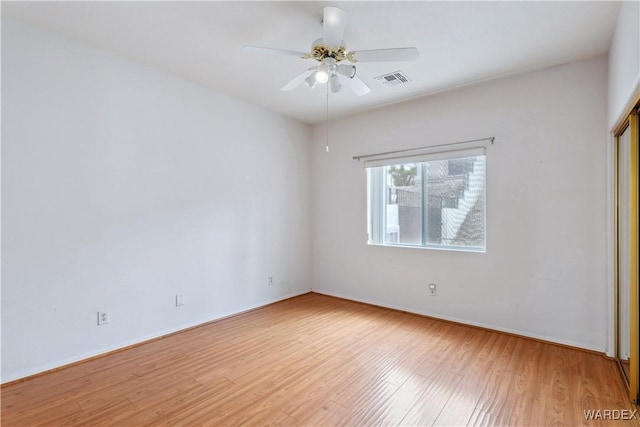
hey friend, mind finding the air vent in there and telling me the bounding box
[374,71,411,87]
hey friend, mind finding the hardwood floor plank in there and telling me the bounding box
[398,369,464,426]
[297,399,350,427]
[1,293,635,427]
[351,373,437,426]
[432,359,496,426]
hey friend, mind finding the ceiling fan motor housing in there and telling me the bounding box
[308,38,348,62]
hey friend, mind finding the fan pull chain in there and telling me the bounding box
[325,83,330,153]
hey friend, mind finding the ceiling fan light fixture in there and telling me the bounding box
[304,74,318,89]
[338,64,356,78]
[315,69,329,83]
[329,74,342,93]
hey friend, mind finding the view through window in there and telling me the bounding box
[367,153,486,251]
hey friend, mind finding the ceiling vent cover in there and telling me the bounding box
[374,71,411,87]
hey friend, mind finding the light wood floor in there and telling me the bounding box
[1,292,637,426]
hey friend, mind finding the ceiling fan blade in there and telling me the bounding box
[342,74,370,96]
[281,69,314,91]
[348,47,419,63]
[322,6,348,47]
[242,45,307,58]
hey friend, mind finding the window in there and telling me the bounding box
[367,148,486,251]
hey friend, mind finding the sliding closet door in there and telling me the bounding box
[616,110,639,403]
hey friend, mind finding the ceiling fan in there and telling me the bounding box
[243,6,419,96]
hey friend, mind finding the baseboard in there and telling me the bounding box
[3,288,606,385]
[311,290,606,356]
[1,290,311,386]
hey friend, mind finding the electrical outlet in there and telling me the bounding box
[428,283,437,296]
[176,294,184,307]
[268,276,274,286]
[97,311,109,325]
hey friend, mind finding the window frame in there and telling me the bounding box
[366,149,487,253]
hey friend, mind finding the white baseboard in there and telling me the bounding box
[2,290,311,384]
[312,289,604,354]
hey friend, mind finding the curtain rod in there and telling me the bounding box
[352,136,495,161]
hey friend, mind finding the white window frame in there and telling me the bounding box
[366,146,487,252]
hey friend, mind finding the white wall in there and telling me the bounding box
[311,56,609,352]
[1,19,311,383]
[608,0,640,129]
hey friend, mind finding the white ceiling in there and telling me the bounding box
[3,1,620,125]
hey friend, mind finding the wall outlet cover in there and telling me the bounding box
[97,311,109,325]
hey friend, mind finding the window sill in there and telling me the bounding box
[367,242,486,253]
